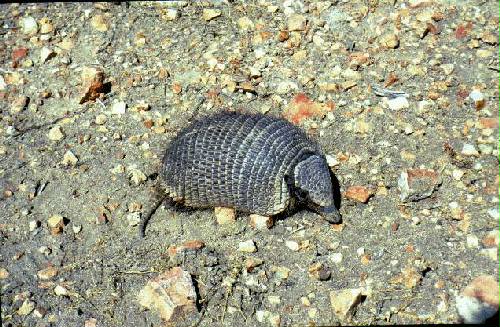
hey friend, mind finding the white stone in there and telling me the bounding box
[331,252,343,264]
[127,212,141,226]
[276,81,298,94]
[326,154,339,168]
[54,285,69,296]
[387,96,409,110]
[469,89,484,102]
[238,240,257,253]
[40,47,54,63]
[164,8,179,21]
[29,220,38,231]
[452,169,464,180]
[0,75,6,90]
[487,208,499,220]
[20,16,38,35]
[111,101,127,115]
[461,143,479,156]
[466,234,479,248]
[285,240,299,251]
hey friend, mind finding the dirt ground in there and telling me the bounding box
[1,1,499,326]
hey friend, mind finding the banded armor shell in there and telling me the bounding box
[161,112,338,219]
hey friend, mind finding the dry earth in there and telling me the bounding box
[0,1,499,326]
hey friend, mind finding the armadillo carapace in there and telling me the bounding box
[161,112,341,223]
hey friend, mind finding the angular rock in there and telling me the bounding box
[17,299,35,316]
[239,240,257,253]
[62,150,79,166]
[387,96,409,110]
[79,67,108,104]
[47,214,64,235]
[330,288,363,319]
[249,214,273,229]
[456,275,499,323]
[10,96,29,114]
[461,143,479,156]
[91,14,108,32]
[283,93,331,124]
[345,186,373,203]
[111,100,126,115]
[398,169,441,202]
[48,126,65,141]
[287,14,306,31]
[237,16,254,30]
[37,266,58,280]
[214,207,236,224]
[20,16,38,35]
[40,47,55,63]
[138,267,198,324]
[202,9,221,21]
[54,284,70,296]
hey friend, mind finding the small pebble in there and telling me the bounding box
[128,166,147,185]
[237,16,254,30]
[330,288,363,320]
[127,212,141,226]
[95,114,107,125]
[37,266,58,280]
[287,13,306,31]
[47,214,64,234]
[17,299,35,316]
[72,225,82,234]
[466,234,479,248]
[0,268,9,279]
[111,100,126,115]
[487,208,499,220]
[215,207,236,224]
[20,16,38,35]
[54,285,70,296]
[387,96,409,110]
[238,240,257,253]
[48,126,65,141]
[91,14,108,32]
[249,214,273,229]
[461,143,479,156]
[62,150,79,166]
[202,9,221,21]
[331,252,343,264]
[40,47,55,63]
[285,240,299,251]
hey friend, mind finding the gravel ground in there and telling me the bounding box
[1,1,499,326]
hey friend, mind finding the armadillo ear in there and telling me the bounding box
[293,155,333,207]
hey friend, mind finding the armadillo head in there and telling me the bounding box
[293,155,341,223]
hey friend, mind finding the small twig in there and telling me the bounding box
[372,84,409,99]
[115,269,155,275]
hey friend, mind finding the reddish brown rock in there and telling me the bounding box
[283,93,332,124]
[345,186,373,203]
[79,67,108,104]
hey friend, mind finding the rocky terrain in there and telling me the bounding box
[0,1,498,326]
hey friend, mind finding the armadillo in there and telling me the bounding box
[158,111,341,222]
